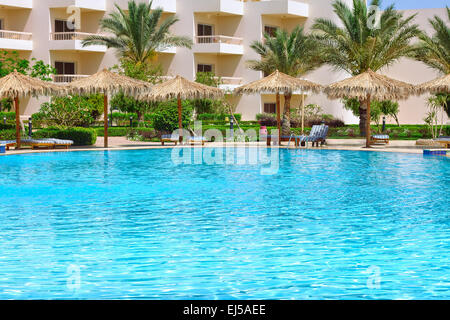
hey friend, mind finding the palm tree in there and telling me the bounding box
[413,7,450,75]
[313,0,420,136]
[82,0,192,66]
[248,26,322,135]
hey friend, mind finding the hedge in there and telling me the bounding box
[34,127,97,146]
[0,123,16,130]
[95,127,156,138]
[0,112,15,120]
[0,129,17,140]
[197,113,242,122]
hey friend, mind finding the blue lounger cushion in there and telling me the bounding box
[161,134,179,140]
[297,125,329,142]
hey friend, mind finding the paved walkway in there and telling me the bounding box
[1,136,443,157]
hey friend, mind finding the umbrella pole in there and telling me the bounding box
[276,92,281,145]
[15,96,21,150]
[104,94,108,148]
[301,94,305,135]
[365,94,371,148]
[178,95,183,143]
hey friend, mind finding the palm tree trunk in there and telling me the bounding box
[365,95,371,148]
[359,101,367,137]
[282,92,292,136]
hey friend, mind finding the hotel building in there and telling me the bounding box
[0,0,448,124]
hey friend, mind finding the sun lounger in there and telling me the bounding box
[435,136,450,148]
[188,136,207,146]
[262,135,300,147]
[161,134,179,145]
[297,125,329,147]
[0,138,73,150]
[46,139,74,149]
[0,140,17,150]
[371,134,390,144]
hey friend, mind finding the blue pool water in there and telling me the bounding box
[0,148,449,299]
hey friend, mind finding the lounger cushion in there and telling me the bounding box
[0,140,16,145]
[372,135,389,140]
[161,134,179,140]
[47,138,74,145]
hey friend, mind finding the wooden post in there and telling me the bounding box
[14,96,21,150]
[104,94,108,148]
[276,92,281,145]
[301,94,305,135]
[365,94,371,148]
[178,94,183,143]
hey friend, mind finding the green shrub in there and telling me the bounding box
[34,95,103,127]
[0,123,16,130]
[0,112,15,120]
[0,129,16,140]
[95,127,129,137]
[256,113,277,126]
[151,101,193,134]
[34,127,97,146]
[197,113,242,122]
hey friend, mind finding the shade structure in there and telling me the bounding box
[66,69,153,148]
[417,73,450,94]
[234,70,322,144]
[324,69,416,147]
[0,70,63,149]
[140,75,224,142]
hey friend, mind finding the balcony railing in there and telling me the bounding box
[0,30,32,41]
[52,74,89,83]
[49,32,99,41]
[195,35,243,45]
[217,77,242,85]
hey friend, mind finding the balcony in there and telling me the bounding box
[115,0,176,13]
[194,36,244,55]
[0,0,32,8]
[52,74,89,83]
[193,0,244,16]
[0,30,32,51]
[49,32,107,53]
[218,77,243,92]
[47,0,106,11]
[254,0,309,18]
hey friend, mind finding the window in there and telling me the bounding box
[197,64,213,73]
[55,62,75,75]
[264,103,276,114]
[197,24,213,43]
[0,19,3,30]
[55,20,75,33]
[264,26,278,37]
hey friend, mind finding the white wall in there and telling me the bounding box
[1,1,447,125]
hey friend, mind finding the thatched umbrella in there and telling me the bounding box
[0,70,63,149]
[66,68,153,148]
[141,75,223,142]
[417,73,450,94]
[324,69,415,147]
[234,70,322,144]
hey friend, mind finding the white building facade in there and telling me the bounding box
[0,0,447,124]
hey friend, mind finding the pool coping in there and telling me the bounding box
[0,140,441,157]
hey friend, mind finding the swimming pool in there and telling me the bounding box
[0,148,449,299]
